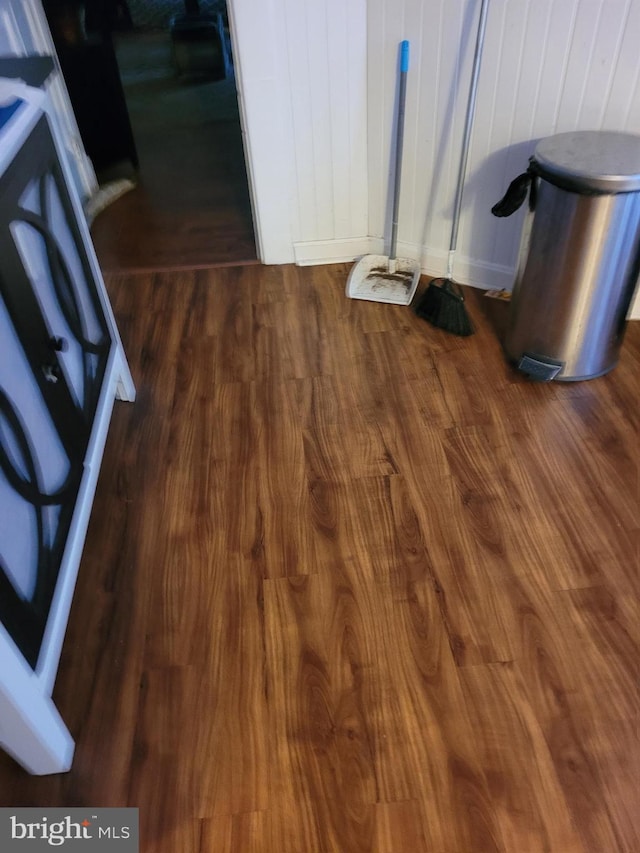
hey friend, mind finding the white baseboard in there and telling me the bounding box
[293,237,512,289]
[293,236,640,319]
[293,236,511,285]
[293,236,447,273]
[293,237,376,265]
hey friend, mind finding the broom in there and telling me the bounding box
[415,0,490,336]
[415,276,473,336]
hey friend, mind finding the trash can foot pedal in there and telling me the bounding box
[518,353,564,381]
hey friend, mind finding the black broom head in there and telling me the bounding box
[414,278,474,337]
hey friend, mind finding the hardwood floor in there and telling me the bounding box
[0,265,637,852]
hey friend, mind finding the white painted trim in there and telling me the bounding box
[226,0,297,264]
[225,0,261,262]
[43,91,136,399]
[445,255,517,292]
[292,233,640,319]
[36,358,120,694]
[33,88,136,692]
[0,627,74,775]
[291,236,510,288]
[293,237,376,266]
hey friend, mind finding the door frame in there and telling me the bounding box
[4,0,294,265]
[226,0,296,264]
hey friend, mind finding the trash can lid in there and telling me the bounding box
[533,131,640,193]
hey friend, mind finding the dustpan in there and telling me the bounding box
[346,254,420,304]
[347,40,420,305]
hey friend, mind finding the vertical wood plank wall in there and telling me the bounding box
[374,0,640,290]
[229,0,369,266]
[230,0,640,311]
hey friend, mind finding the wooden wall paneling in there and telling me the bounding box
[603,0,640,129]
[227,0,640,312]
[344,0,370,241]
[324,0,369,240]
[399,0,425,243]
[587,0,636,129]
[455,0,503,242]
[532,0,579,129]
[365,0,391,248]
[482,1,550,268]
[466,0,529,273]
[306,0,334,241]
[227,0,297,263]
[326,0,352,239]
[226,0,640,310]
[282,0,315,243]
[460,0,640,302]
[362,0,640,312]
[271,0,369,252]
[410,0,449,260]
[556,0,624,132]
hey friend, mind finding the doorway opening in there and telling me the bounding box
[47,0,258,273]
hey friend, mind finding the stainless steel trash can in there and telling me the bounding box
[495,131,640,381]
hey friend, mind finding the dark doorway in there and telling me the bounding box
[46,0,257,272]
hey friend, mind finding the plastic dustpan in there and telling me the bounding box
[347,41,420,306]
[346,254,421,304]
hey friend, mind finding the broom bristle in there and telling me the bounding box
[414,278,473,336]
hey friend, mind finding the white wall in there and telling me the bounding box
[229,0,369,266]
[231,0,640,311]
[379,0,640,286]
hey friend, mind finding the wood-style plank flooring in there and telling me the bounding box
[0,265,637,852]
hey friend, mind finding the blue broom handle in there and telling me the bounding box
[390,40,410,261]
